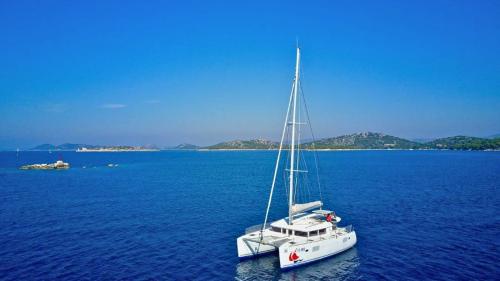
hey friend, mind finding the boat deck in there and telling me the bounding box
[244,235,292,247]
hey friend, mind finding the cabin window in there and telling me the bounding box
[272,227,282,233]
[288,229,293,235]
[309,230,318,237]
[295,231,307,237]
[319,228,326,235]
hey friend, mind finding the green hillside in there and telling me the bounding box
[304,132,422,149]
[426,136,500,150]
[173,143,199,150]
[205,139,278,149]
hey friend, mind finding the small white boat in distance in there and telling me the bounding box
[237,47,357,269]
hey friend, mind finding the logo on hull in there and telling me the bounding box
[288,250,300,263]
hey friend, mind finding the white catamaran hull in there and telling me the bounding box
[279,231,357,269]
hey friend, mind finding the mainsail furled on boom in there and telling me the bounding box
[291,201,323,216]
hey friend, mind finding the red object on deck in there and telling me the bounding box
[326,213,332,222]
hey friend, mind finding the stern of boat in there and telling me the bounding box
[237,232,277,259]
[278,227,357,269]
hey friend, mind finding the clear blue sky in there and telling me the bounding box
[1,0,499,148]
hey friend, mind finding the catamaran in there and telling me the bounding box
[237,47,357,269]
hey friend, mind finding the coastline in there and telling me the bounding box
[76,149,160,152]
[4,148,499,152]
[195,148,500,152]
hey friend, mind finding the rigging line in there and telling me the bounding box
[295,174,304,204]
[294,87,301,205]
[298,86,313,203]
[302,169,309,203]
[303,173,310,203]
[301,153,310,202]
[301,150,312,202]
[293,164,299,204]
[283,123,291,204]
[298,156,309,203]
[261,81,294,234]
[296,114,308,203]
[283,159,289,203]
[299,79,324,205]
[283,173,289,205]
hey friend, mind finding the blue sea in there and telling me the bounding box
[0,151,499,280]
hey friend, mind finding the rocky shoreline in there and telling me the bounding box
[20,160,70,170]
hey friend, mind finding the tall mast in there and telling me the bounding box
[289,47,300,225]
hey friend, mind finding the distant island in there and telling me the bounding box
[425,136,500,150]
[77,146,159,152]
[29,132,500,152]
[30,143,159,152]
[195,132,500,151]
[204,139,277,150]
[303,132,419,150]
[169,143,200,150]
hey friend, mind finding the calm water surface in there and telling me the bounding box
[0,151,499,280]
